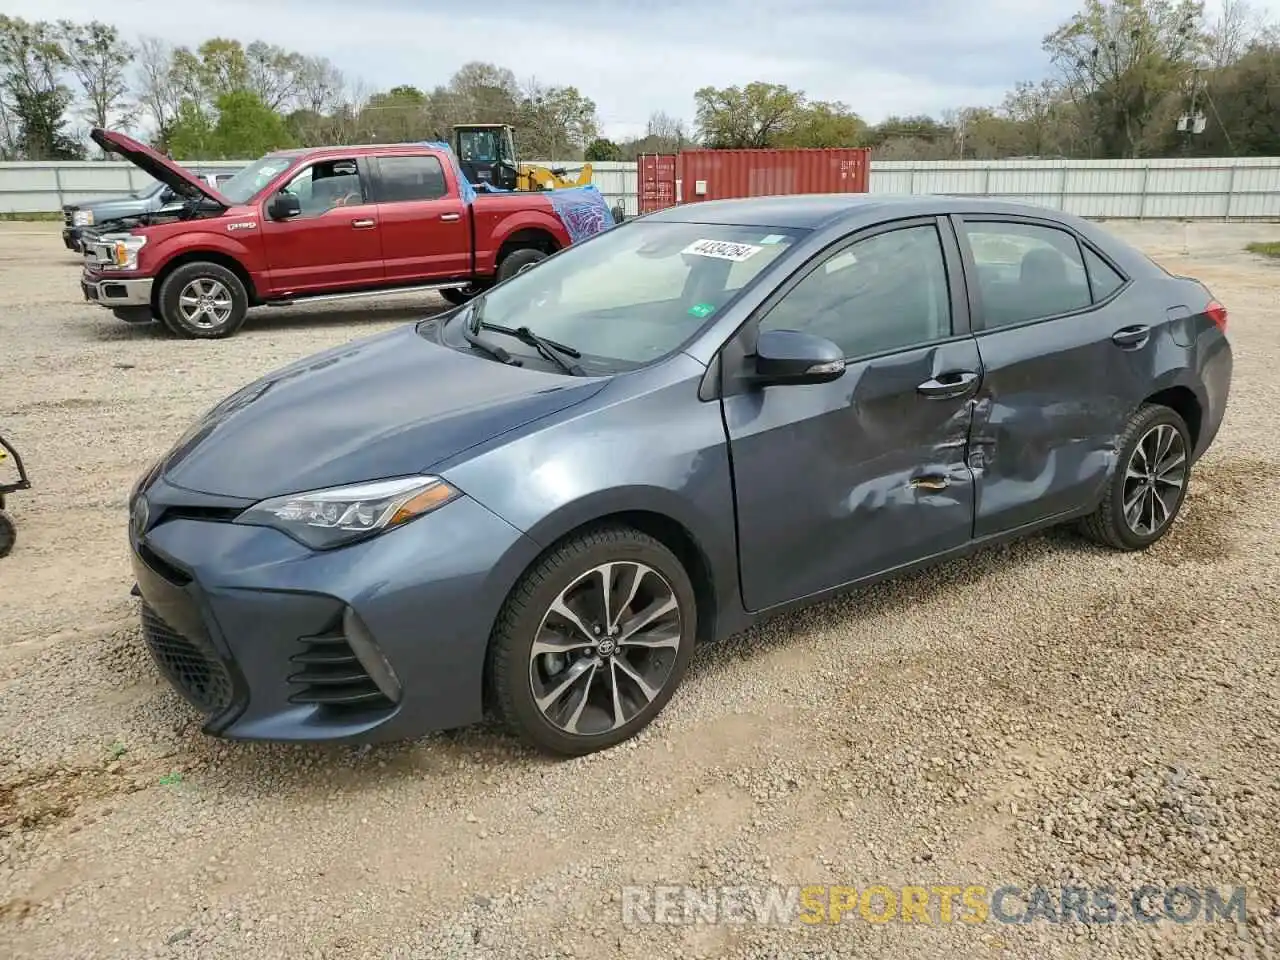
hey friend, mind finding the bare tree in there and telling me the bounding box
[134,36,183,139]
[296,55,345,114]
[246,40,304,111]
[1205,0,1266,67]
[57,20,133,134]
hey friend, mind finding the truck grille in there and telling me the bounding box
[140,603,234,715]
[62,206,75,227]
[287,629,393,711]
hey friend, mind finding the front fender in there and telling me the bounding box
[139,230,257,277]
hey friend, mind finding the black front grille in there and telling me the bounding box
[141,603,233,715]
[287,629,393,712]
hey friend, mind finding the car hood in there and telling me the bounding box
[91,128,230,207]
[159,323,607,500]
[79,195,161,217]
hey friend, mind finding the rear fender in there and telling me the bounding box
[477,207,569,274]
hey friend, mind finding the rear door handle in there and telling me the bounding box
[440,213,461,222]
[1112,325,1150,348]
[351,218,375,228]
[917,370,979,400]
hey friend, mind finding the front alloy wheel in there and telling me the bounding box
[529,561,682,736]
[489,526,696,755]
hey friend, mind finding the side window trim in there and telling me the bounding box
[950,214,1129,333]
[370,153,448,204]
[743,216,966,362]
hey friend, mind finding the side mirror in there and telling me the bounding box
[753,329,846,386]
[268,192,301,220]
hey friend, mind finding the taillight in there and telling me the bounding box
[1205,300,1227,332]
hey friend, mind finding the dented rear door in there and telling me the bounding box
[953,214,1141,538]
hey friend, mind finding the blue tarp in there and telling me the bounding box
[422,141,614,243]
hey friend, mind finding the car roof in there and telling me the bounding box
[264,143,443,161]
[643,194,1091,231]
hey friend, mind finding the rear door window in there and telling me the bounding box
[961,220,1093,328]
[373,156,448,203]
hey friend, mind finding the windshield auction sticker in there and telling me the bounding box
[682,239,764,262]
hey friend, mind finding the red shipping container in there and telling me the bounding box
[676,148,870,203]
[637,153,678,214]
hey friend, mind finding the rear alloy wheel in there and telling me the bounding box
[488,526,696,756]
[1080,403,1191,550]
[158,262,249,339]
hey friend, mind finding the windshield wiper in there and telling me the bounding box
[481,323,585,375]
[461,299,521,366]
[465,295,586,375]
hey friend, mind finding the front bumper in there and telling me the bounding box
[128,475,542,743]
[81,273,153,308]
[62,228,82,251]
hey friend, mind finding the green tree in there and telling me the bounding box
[211,89,293,157]
[1044,0,1205,157]
[517,82,598,158]
[693,81,804,148]
[780,100,866,147]
[0,15,81,159]
[57,20,133,135]
[584,136,622,160]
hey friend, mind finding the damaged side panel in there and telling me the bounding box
[968,305,1156,537]
[724,337,982,613]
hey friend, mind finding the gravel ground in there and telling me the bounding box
[1,220,1278,960]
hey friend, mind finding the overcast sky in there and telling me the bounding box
[10,0,1277,140]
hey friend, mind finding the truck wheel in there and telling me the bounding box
[0,512,14,559]
[496,248,547,283]
[440,287,479,307]
[158,262,249,339]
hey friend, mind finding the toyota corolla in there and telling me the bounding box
[127,195,1232,756]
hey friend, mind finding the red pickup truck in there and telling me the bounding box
[80,129,612,338]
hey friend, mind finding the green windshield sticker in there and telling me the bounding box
[759,234,785,244]
[688,302,716,318]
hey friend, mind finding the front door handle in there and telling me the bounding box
[351,218,375,229]
[1112,325,1150,348]
[440,213,461,222]
[917,370,979,400]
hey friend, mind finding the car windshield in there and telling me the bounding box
[216,155,296,204]
[466,220,805,371]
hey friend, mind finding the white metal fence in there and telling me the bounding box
[3,156,1278,220]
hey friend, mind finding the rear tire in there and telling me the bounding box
[439,287,479,307]
[0,512,14,558]
[488,525,697,756]
[158,262,249,339]
[496,248,547,283]
[1079,403,1192,551]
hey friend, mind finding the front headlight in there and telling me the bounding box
[73,210,94,226]
[104,233,147,270]
[234,475,461,549]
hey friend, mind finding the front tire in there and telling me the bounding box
[1079,403,1192,550]
[488,526,697,756]
[157,262,249,339]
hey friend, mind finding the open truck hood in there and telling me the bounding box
[91,128,231,207]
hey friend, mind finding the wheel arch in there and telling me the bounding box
[476,495,727,713]
[150,250,258,313]
[1142,383,1203,453]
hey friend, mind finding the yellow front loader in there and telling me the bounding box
[452,124,592,192]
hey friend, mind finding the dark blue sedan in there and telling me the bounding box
[128,194,1232,756]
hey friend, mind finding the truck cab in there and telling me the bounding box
[80,129,614,339]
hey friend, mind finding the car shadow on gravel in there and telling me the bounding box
[74,301,449,343]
